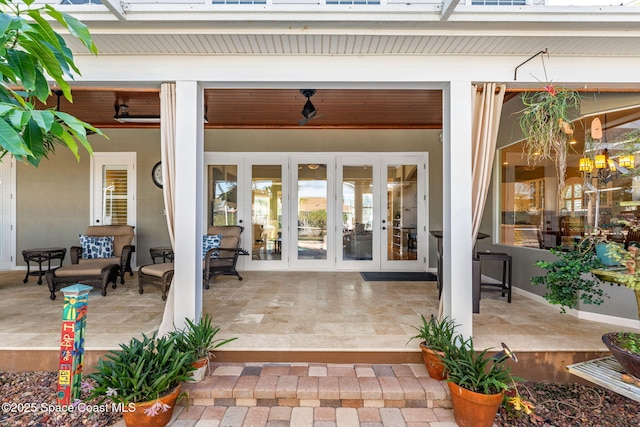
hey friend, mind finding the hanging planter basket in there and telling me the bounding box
[518,85,581,198]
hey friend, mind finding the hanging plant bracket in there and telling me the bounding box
[514,48,548,81]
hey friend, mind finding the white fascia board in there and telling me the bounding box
[450,5,640,22]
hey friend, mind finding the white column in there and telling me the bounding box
[442,81,473,338]
[173,80,204,329]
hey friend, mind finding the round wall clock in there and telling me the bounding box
[152,161,163,188]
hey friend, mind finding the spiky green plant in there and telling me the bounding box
[86,332,194,404]
[439,335,515,395]
[407,314,457,353]
[170,313,237,360]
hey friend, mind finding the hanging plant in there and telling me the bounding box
[518,85,582,198]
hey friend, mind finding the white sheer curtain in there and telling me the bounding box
[438,82,505,320]
[157,82,177,337]
[471,83,506,244]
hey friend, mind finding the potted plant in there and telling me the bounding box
[407,314,456,380]
[170,313,237,382]
[518,85,581,198]
[439,335,526,427]
[602,332,640,381]
[531,241,606,313]
[86,332,194,427]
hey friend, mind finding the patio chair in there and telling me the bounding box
[203,225,248,289]
[70,225,136,284]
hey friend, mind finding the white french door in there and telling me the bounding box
[0,157,14,270]
[206,153,427,271]
[91,153,137,227]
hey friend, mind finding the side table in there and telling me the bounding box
[150,246,174,264]
[22,247,66,285]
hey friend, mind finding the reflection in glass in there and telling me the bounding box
[209,165,237,226]
[297,164,327,260]
[252,165,282,261]
[387,164,418,261]
[342,165,373,260]
[101,165,128,225]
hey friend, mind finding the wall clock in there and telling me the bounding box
[152,161,163,188]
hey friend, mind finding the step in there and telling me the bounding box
[182,362,452,410]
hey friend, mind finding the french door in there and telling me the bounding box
[205,153,427,271]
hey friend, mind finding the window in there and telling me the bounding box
[499,104,640,250]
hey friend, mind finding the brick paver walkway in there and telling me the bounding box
[114,362,459,426]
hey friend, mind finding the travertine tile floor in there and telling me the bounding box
[0,270,638,353]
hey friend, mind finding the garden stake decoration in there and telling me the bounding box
[57,284,93,406]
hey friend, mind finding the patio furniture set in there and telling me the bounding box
[27,225,247,300]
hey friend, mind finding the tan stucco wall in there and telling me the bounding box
[16,128,442,268]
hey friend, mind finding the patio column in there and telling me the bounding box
[442,81,473,338]
[172,80,204,329]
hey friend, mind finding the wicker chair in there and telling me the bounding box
[203,225,248,289]
[138,262,174,300]
[70,225,136,284]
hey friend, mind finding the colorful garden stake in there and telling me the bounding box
[57,284,93,406]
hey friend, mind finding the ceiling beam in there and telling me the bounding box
[440,0,461,21]
[101,0,127,21]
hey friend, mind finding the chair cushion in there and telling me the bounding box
[85,225,134,256]
[203,234,222,258]
[79,235,114,259]
[54,262,117,277]
[140,262,174,278]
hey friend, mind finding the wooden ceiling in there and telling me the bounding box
[48,88,443,129]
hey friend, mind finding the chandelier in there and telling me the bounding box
[579,148,634,184]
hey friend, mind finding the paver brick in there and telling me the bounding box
[243,406,270,427]
[290,407,314,426]
[318,376,340,399]
[379,407,407,426]
[261,364,290,376]
[194,420,221,427]
[299,399,321,407]
[211,376,240,398]
[254,375,278,398]
[314,406,336,421]
[200,406,227,419]
[319,399,342,407]
[214,366,244,376]
[327,366,356,377]
[378,376,404,400]
[233,375,260,398]
[308,365,328,376]
[357,407,382,422]
[338,376,361,399]
[372,365,395,377]
[355,366,376,377]
[297,375,319,399]
[417,377,448,400]
[358,377,383,400]
[268,406,292,420]
[336,407,360,427]
[219,406,249,427]
[235,398,257,406]
[275,375,298,398]
[398,376,426,400]
[277,398,299,406]
[177,405,207,419]
[241,366,263,376]
[391,365,414,377]
[341,399,363,408]
[213,398,236,407]
[401,408,438,423]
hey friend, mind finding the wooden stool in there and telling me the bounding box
[138,263,174,300]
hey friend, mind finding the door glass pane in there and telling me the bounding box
[298,164,327,260]
[342,165,373,260]
[101,165,127,225]
[387,164,418,261]
[252,165,282,261]
[209,165,238,226]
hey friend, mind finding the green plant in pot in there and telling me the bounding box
[439,335,528,427]
[86,332,194,427]
[170,313,237,382]
[531,242,606,313]
[408,314,456,380]
[602,332,640,382]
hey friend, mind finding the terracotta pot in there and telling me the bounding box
[122,385,181,427]
[419,343,447,380]
[602,332,640,380]
[447,382,504,427]
[191,357,209,382]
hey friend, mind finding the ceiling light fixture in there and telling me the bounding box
[114,104,160,123]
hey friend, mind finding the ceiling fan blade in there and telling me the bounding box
[298,117,309,126]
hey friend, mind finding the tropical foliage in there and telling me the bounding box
[531,244,606,313]
[0,0,103,166]
[518,85,581,198]
[170,313,238,360]
[408,314,457,353]
[86,332,194,405]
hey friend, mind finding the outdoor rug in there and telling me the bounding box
[360,272,437,282]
